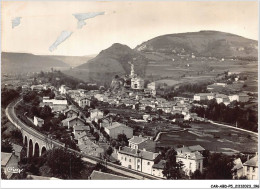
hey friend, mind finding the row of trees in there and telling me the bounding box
[191,99,258,132]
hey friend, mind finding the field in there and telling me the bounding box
[158,122,258,154]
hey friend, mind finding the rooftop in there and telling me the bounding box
[176,145,205,154]
[106,122,130,130]
[152,160,166,169]
[119,146,159,161]
[1,152,13,166]
[243,155,258,168]
[128,136,148,144]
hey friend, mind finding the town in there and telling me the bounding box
[1,62,258,180]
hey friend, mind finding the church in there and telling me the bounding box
[129,62,144,90]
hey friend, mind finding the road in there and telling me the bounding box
[6,97,162,180]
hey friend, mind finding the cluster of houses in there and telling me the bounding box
[194,92,250,105]
[233,154,258,180]
[116,135,206,178]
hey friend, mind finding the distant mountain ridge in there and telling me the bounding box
[1,52,95,74]
[135,30,258,58]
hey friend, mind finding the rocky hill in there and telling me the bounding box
[135,30,258,59]
[76,43,148,85]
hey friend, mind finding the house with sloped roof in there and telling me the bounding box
[176,151,204,176]
[12,144,23,160]
[243,154,258,180]
[152,160,166,178]
[117,146,160,175]
[104,122,133,139]
[1,152,19,179]
[73,125,90,140]
[176,145,205,154]
[64,108,79,118]
[61,116,86,129]
[33,116,44,127]
[128,136,156,152]
[89,170,132,180]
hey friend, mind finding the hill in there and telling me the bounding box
[1,52,70,74]
[135,30,258,59]
[74,43,148,85]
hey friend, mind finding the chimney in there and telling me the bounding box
[247,155,250,161]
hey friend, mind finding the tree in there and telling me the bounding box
[145,106,152,113]
[204,153,234,179]
[190,170,204,179]
[103,109,109,116]
[1,140,13,153]
[89,127,94,134]
[117,134,128,145]
[106,147,113,157]
[111,140,117,147]
[40,105,52,119]
[93,132,100,142]
[46,148,84,179]
[100,126,104,133]
[162,148,184,179]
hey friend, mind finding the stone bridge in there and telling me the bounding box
[6,98,65,158]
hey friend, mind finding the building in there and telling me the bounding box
[61,116,86,129]
[176,151,204,176]
[216,94,230,105]
[64,108,79,118]
[152,160,166,178]
[73,125,90,140]
[176,145,205,154]
[1,152,19,179]
[129,136,148,150]
[31,85,44,91]
[59,85,71,94]
[237,93,250,102]
[243,155,258,180]
[193,93,215,101]
[104,122,133,139]
[76,97,92,108]
[131,77,145,90]
[22,85,30,92]
[42,99,68,105]
[117,146,160,175]
[33,116,44,127]
[89,170,132,180]
[90,109,104,122]
[128,136,156,152]
[12,144,23,160]
[129,63,145,90]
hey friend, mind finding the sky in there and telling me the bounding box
[1,1,259,56]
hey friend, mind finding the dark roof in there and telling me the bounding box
[89,170,132,180]
[152,160,166,169]
[119,146,159,161]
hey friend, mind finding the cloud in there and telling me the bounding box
[12,17,22,29]
[49,31,73,52]
[73,12,105,29]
